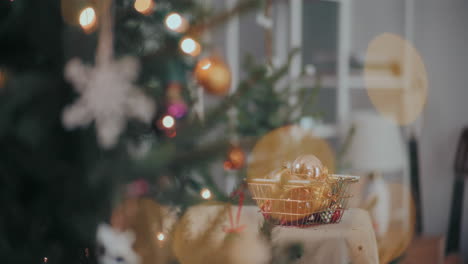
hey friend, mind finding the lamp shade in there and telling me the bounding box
[343,111,406,173]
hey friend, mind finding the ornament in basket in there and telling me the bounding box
[247,155,359,227]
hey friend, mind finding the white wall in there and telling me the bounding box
[414,0,468,259]
[352,0,468,259]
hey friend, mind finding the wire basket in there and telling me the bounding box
[247,174,359,227]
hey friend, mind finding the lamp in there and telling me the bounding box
[343,111,406,173]
[343,111,409,238]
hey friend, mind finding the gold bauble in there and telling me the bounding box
[195,56,231,96]
[255,151,333,223]
[248,125,335,181]
[269,182,331,223]
[289,154,328,180]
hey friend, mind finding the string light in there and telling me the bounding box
[164,12,188,33]
[200,188,212,200]
[156,232,165,241]
[43,257,48,263]
[161,115,175,129]
[180,37,201,57]
[134,0,154,15]
[79,7,96,33]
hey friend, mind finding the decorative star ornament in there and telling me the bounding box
[62,0,155,149]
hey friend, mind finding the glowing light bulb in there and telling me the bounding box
[180,37,201,57]
[165,12,187,33]
[43,257,48,263]
[162,115,175,129]
[200,188,212,200]
[79,7,96,32]
[134,0,154,15]
[156,232,165,241]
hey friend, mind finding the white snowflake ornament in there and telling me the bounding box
[97,223,141,264]
[63,0,155,149]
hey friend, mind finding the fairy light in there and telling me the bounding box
[180,37,201,57]
[79,7,96,32]
[156,232,165,241]
[162,115,175,129]
[164,12,187,33]
[134,0,154,15]
[200,188,212,200]
[43,257,48,263]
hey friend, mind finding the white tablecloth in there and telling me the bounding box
[183,205,378,264]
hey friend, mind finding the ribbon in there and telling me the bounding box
[223,183,247,234]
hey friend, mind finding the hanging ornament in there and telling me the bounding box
[63,0,155,149]
[194,56,231,96]
[164,12,188,33]
[166,82,188,119]
[224,145,245,170]
[134,0,154,15]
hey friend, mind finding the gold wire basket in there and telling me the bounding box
[247,174,359,227]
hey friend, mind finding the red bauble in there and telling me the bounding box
[224,146,245,170]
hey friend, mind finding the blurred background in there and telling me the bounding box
[1,0,468,263]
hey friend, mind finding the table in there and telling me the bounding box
[182,205,378,264]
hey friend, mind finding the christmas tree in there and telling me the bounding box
[0,0,316,263]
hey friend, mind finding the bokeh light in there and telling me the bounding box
[200,188,212,199]
[79,7,96,33]
[162,115,175,129]
[156,232,165,241]
[165,12,188,33]
[111,199,174,263]
[134,0,154,15]
[247,125,335,180]
[180,37,201,57]
[364,33,428,125]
